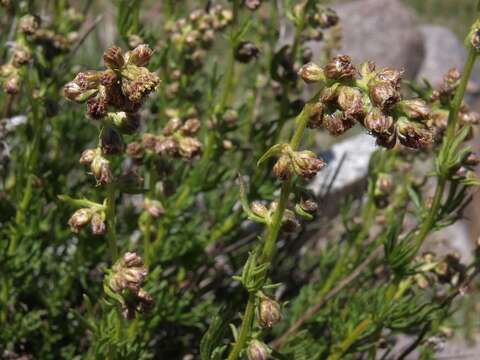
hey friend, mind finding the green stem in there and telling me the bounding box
[227,108,311,360]
[106,186,118,260]
[414,46,477,250]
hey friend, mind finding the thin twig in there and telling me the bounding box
[271,245,383,349]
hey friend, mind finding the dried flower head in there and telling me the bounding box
[126,44,153,67]
[324,55,356,80]
[368,81,400,109]
[292,150,325,179]
[323,110,354,136]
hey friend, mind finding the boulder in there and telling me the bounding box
[310,0,425,79]
[417,25,468,87]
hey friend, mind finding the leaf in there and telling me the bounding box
[238,174,267,223]
[257,143,285,167]
[200,306,233,360]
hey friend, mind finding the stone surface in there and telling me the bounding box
[328,0,425,79]
[417,25,468,87]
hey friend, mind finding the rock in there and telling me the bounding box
[417,25,468,87]
[327,0,425,79]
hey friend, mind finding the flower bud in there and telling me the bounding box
[464,152,480,167]
[19,15,40,35]
[376,173,394,195]
[126,142,144,160]
[235,41,260,63]
[324,55,356,80]
[91,154,113,185]
[244,0,262,11]
[298,62,325,83]
[163,118,182,136]
[292,150,325,179]
[396,117,433,149]
[100,127,124,155]
[73,70,101,91]
[12,44,32,67]
[79,148,97,165]
[223,110,239,127]
[273,154,293,181]
[251,201,269,218]
[323,110,354,136]
[247,340,269,360]
[91,212,106,235]
[155,137,178,156]
[258,296,282,328]
[126,44,153,67]
[364,108,394,136]
[471,29,480,50]
[337,86,364,117]
[396,99,430,120]
[299,199,318,214]
[368,81,400,109]
[4,75,21,94]
[180,118,201,135]
[63,82,98,103]
[103,45,125,70]
[142,133,158,151]
[178,136,202,159]
[375,67,402,88]
[87,92,108,119]
[307,102,324,129]
[144,199,165,218]
[68,208,93,233]
[317,7,339,29]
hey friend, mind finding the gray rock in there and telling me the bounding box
[417,25,468,87]
[327,0,425,79]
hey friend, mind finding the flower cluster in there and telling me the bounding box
[299,55,435,149]
[132,113,202,161]
[104,252,153,319]
[0,12,83,95]
[64,44,158,187]
[414,252,466,292]
[427,68,480,141]
[68,206,106,235]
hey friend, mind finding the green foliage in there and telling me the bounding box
[1,1,480,359]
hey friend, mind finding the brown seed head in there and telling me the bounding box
[292,150,325,179]
[246,340,269,360]
[68,208,93,233]
[126,44,153,67]
[324,55,356,80]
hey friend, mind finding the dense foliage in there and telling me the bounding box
[1,1,480,359]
